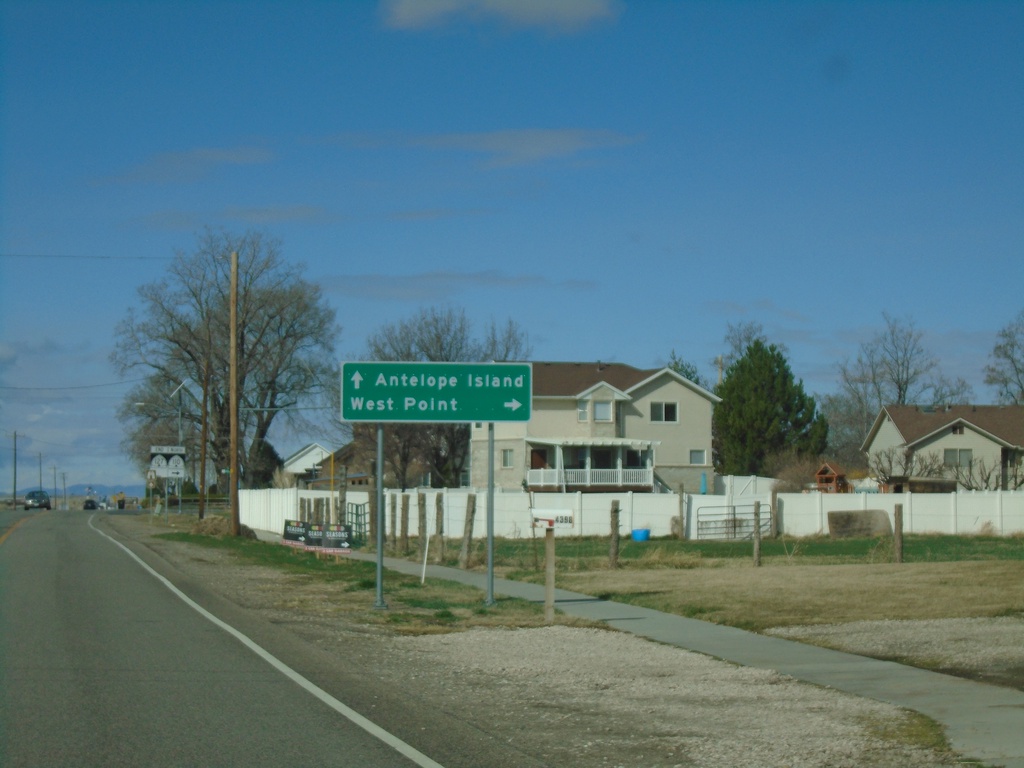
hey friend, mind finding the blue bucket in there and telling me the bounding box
[631,528,650,542]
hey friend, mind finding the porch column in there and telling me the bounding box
[557,445,566,493]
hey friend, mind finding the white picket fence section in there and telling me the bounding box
[240,487,1024,541]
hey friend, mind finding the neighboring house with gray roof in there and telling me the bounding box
[468,361,720,493]
[861,405,1024,490]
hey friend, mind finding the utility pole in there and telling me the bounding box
[38,452,42,490]
[11,431,16,508]
[229,250,240,536]
[198,329,211,520]
[52,465,58,510]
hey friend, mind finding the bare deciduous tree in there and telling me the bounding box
[112,229,338,488]
[868,446,944,485]
[829,313,974,468]
[985,308,1024,405]
[362,306,532,488]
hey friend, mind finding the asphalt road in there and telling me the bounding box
[0,510,468,768]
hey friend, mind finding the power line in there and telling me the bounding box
[0,377,147,392]
[0,254,171,262]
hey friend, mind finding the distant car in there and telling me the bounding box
[24,490,51,510]
[83,498,98,510]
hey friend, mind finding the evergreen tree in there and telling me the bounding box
[713,340,828,475]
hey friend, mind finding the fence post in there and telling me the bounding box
[401,494,410,553]
[417,492,427,561]
[894,503,904,564]
[753,501,762,567]
[609,499,620,569]
[389,494,397,548]
[544,526,556,624]
[459,493,477,569]
[434,493,445,563]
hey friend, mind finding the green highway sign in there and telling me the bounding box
[340,361,532,423]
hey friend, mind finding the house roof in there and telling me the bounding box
[281,442,332,473]
[816,461,845,478]
[862,405,1024,451]
[531,361,720,402]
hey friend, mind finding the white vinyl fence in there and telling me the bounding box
[240,487,1024,541]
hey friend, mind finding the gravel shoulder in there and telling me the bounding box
[102,514,1019,768]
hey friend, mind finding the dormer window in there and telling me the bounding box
[593,401,613,422]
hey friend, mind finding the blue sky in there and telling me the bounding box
[1,0,1022,489]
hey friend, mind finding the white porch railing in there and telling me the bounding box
[527,467,654,488]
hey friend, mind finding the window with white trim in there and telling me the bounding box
[577,400,588,421]
[943,448,972,467]
[650,402,678,422]
[501,449,514,469]
[689,449,706,465]
[593,401,613,422]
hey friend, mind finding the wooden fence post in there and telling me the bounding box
[544,527,556,625]
[894,503,904,564]
[389,493,397,548]
[609,499,620,569]
[459,494,477,569]
[434,493,445,563]
[400,494,410,553]
[753,501,762,567]
[417,492,427,561]
[368,484,377,541]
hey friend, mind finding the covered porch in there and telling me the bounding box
[526,437,659,492]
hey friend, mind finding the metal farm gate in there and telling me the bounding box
[345,501,369,547]
[695,503,773,540]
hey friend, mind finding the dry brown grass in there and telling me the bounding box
[554,559,1024,632]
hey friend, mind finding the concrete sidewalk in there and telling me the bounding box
[348,549,1024,768]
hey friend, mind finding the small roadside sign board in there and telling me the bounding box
[304,523,325,551]
[281,520,353,555]
[149,445,186,478]
[283,520,308,547]
[340,361,532,423]
[531,509,575,529]
[323,524,353,553]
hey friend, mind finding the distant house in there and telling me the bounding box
[861,405,1024,491]
[297,442,357,491]
[469,361,719,493]
[281,443,333,486]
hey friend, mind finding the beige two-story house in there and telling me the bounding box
[468,361,719,493]
[862,404,1024,490]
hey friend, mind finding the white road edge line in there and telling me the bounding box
[89,515,445,768]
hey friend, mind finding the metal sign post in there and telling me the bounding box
[341,361,533,609]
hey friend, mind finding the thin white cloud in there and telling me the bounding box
[330,128,640,168]
[111,146,274,184]
[416,129,638,168]
[322,269,595,302]
[381,0,620,31]
[221,205,332,224]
